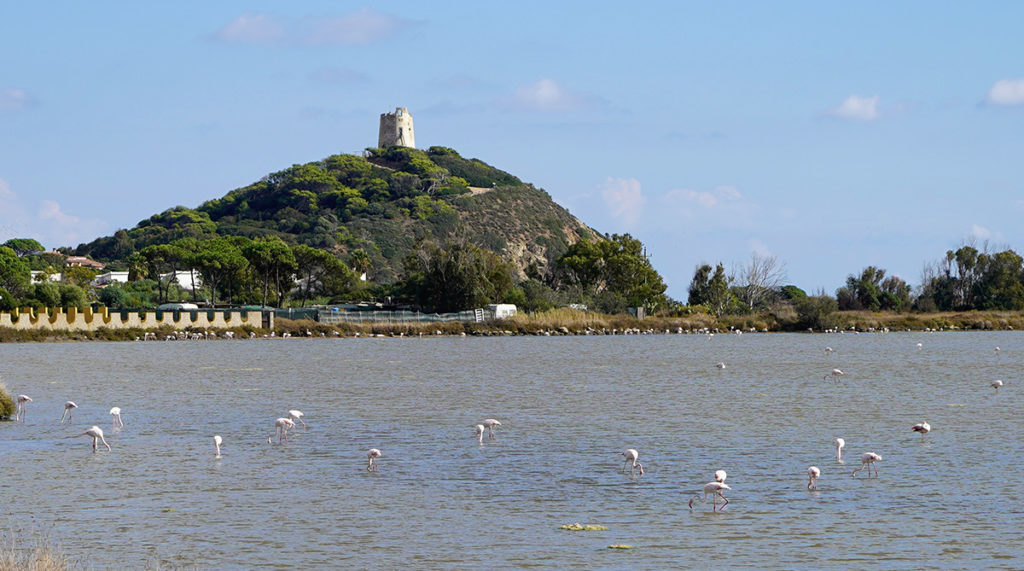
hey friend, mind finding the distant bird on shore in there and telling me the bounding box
[366,448,382,472]
[834,437,846,464]
[824,368,845,381]
[268,418,295,444]
[621,449,644,477]
[911,421,931,439]
[991,380,1004,391]
[109,407,123,429]
[714,470,727,483]
[60,401,77,423]
[287,410,306,430]
[83,426,111,452]
[15,395,31,422]
[213,435,222,457]
[482,419,501,439]
[852,452,882,478]
[807,466,821,490]
[689,481,731,511]
[474,424,485,445]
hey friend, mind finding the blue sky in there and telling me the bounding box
[2,2,1023,300]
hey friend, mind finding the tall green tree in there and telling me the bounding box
[0,246,31,302]
[401,237,514,313]
[2,238,44,257]
[555,234,667,311]
[190,237,248,306]
[139,243,186,303]
[242,237,296,307]
[688,263,734,316]
[292,245,354,307]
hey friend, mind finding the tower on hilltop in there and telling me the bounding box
[378,107,415,148]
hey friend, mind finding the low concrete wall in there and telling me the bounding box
[0,307,267,332]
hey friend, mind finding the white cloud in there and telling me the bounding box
[601,177,645,227]
[212,12,286,44]
[665,185,744,209]
[0,179,106,247]
[0,88,32,111]
[970,224,992,240]
[828,94,880,121]
[987,78,1024,106]
[305,8,408,45]
[212,9,408,46]
[511,78,587,112]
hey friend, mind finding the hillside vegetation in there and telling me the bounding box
[75,146,596,283]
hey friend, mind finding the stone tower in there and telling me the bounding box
[378,107,415,148]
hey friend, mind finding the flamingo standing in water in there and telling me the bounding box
[474,424,485,444]
[807,466,821,490]
[621,449,644,477]
[213,435,223,457]
[366,448,382,471]
[991,380,1004,391]
[852,452,882,478]
[60,401,77,423]
[911,421,931,439]
[109,407,124,429]
[15,395,31,422]
[824,369,844,381]
[287,410,306,431]
[689,481,731,511]
[482,419,501,439]
[267,418,295,443]
[834,437,846,463]
[83,426,111,451]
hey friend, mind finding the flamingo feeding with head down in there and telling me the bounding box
[267,418,295,443]
[991,380,1003,391]
[83,426,111,451]
[474,424,485,445]
[213,435,223,457]
[852,452,882,478]
[911,421,931,439]
[482,419,501,439]
[109,407,123,429]
[287,410,306,431]
[824,369,844,381]
[807,466,821,490]
[366,448,382,471]
[621,449,644,477]
[15,395,31,422]
[60,401,77,423]
[689,481,731,511]
[834,437,846,463]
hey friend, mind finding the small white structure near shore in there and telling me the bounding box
[488,304,518,319]
[92,271,130,287]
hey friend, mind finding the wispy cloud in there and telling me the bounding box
[970,224,992,240]
[987,78,1024,106]
[0,88,33,111]
[827,94,880,121]
[212,9,411,46]
[601,177,645,227]
[665,185,743,209]
[0,179,107,247]
[510,78,591,112]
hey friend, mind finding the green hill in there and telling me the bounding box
[74,146,599,283]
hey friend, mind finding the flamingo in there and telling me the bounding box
[482,419,501,439]
[852,452,882,478]
[715,362,726,370]
[807,466,821,490]
[994,346,1001,357]
[213,435,223,457]
[109,407,124,429]
[15,395,31,422]
[824,368,844,381]
[834,437,846,463]
[60,401,77,423]
[267,418,295,443]
[824,346,835,355]
[689,481,731,511]
[991,380,1003,391]
[714,469,727,483]
[474,424,485,445]
[83,426,111,451]
[287,410,307,431]
[916,342,923,351]
[366,448,382,471]
[911,421,931,439]
[621,449,644,477]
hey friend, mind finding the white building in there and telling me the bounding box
[160,269,203,292]
[92,271,130,287]
[488,304,518,319]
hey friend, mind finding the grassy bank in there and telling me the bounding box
[1,309,1023,343]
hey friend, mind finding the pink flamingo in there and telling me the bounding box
[287,410,307,431]
[807,466,821,490]
[852,452,882,477]
[482,419,501,438]
[621,449,644,477]
[213,435,223,457]
[367,448,382,471]
[60,401,77,423]
[267,418,295,443]
[110,407,124,429]
[689,481,731,511]
[15,395,31,422]
[83,426,111,451]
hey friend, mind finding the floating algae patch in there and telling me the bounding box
[947,403,967,407]
[560,523,609,531]
[608,544,634,549]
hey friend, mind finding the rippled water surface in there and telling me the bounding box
[2,332,1023,568]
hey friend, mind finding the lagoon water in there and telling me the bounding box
[2,332,1023,568]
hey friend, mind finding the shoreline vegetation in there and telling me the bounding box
[2,308,1023,343]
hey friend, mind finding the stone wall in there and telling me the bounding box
[0,307,268,332]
